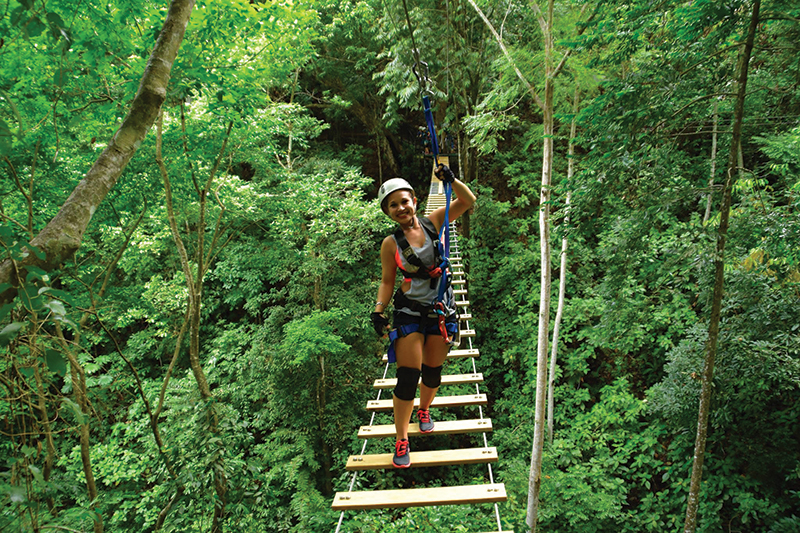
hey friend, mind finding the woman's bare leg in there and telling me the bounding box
[393,332,423,439]
[419,336,450,410]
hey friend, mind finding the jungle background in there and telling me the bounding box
[1,0,799,531]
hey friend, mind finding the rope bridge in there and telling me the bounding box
[333,157,512,533]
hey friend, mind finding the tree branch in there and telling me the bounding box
[0,0,197,302]
[466,0,545,110]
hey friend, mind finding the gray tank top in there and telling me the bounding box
[392,219,455,317]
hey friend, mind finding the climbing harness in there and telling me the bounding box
[386,315,459,363]
[387,213,459,359]
[392,216,446,286]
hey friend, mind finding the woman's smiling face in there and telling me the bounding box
[385,190,416,225]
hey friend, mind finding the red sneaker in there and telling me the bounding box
[392,439,411,468]
[417,408,434,433]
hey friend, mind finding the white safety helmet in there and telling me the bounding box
[378,178,415,213]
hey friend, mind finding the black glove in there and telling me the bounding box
[371,312,390,336]
[434,164,456,184]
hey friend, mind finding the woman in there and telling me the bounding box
[371,165,476,468]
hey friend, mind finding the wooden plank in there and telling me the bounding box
[373,373,483,389]
[460,329,476,338]
[332,483,506,510]
[346,447,498,470]
[449,348,479,358]
[358,418,493,439]
[367,393,487,412]
[382,347,478,362]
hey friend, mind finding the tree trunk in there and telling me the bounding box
[547,87,578,445]
[318,354,333,495]
[156,111,231,532]
[526,2,555,531]
[703,101,718,224]
[0,0,196,300]
[33,367,57,513]
[465,2,589,530]
[57,326,103,533]
[683,2,760,532]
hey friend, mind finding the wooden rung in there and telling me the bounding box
[346,447,498,470]
[452,279,466,285]
[382,347,478,362]
[456,300,470,307]
[460,329,476,338]
[476,531,515,533]
[454,289,468,296]
[358,418,493,439]
[458,313,472,320]
[373,373,483,389]
[367,394,487,412]
[332,483,506,510]
[449,348,479,358]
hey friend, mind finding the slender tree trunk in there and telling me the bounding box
[547,87,578,445]
[683,2,760,532]
[0,0,196,298]
[33,367,57,513]
[156,112,232,532]
[318,354,333,495]
[466,3,589,529]
[310,269,333,495]
[285,68,300,170]
[703,101,718,224]
[526,2,554,531]
[56,327,102,533]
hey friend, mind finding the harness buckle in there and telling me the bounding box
[433,301,452,345]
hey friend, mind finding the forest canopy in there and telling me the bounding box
[1,0,798,532]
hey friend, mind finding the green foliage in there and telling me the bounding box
[2,0,800,530]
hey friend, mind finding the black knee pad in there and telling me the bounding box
[421,364,443,389]
[394,366,421,401]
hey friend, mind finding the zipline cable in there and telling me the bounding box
[400,0,424,89]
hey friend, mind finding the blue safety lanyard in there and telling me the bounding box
[422,95,452,309]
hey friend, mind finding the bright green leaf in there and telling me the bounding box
[0,322,24,346]
[25,17,46,38]
[45,349,67,377]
